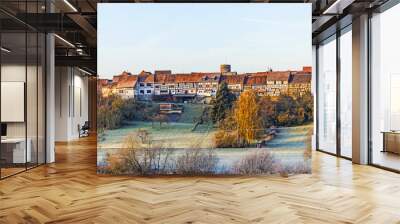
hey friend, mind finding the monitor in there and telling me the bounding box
[1,123,7,137]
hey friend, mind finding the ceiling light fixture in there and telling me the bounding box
[323,0,355,15]
[76,48,85,55]
[54,34,75,48]
[78,67,93,76]
[1,47,11,53]
[63,0,78,12]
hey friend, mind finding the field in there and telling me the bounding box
[98,103,213,149]
[98,121,312,174]
[97,102,312,175]
[98,121,215,149]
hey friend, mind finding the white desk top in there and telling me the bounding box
[1,138,28,143]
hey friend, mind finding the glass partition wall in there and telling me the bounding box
[317,35,337,155]
[316,26,353,159]
[0,2,46,179]
[370,3,400,171]
[339,27,352,159]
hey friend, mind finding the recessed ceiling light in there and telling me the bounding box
[1,47,11,53]
[78,67,93,76]
[323,0,355,15]
[54,34,75,48]
[63,0,78,12]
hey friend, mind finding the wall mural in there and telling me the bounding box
[97,3,313,176]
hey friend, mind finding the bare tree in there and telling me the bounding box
[176,148,219,175]
[106,131,174,175]
[232,151,277,175]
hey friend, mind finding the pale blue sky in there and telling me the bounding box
[98,4,311,79]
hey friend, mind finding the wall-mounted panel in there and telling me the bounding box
[1,82,25,122]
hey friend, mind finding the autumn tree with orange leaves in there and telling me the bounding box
[234,89,263,145]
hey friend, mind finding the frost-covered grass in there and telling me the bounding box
[97,124,313,175]
[178,103,208,123]
[99,121,216,149]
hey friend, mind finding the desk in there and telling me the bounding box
[382,131,400,154]
[1,138,31,163]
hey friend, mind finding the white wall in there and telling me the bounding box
[72,72,89,138]
[55,67,89,141]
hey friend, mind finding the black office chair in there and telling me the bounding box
[79,121,90,138]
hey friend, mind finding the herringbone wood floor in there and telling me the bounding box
[1,136,400,224]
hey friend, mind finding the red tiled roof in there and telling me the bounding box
[117,75,137,89]
[290,74,311,84]
[109,69,305,87]
[245,76,267,85]
[266,72,291,81]
[155,73,176,83]
[175,73,203,83]
[221,74,247,85]
[196,73,221,82]
[302,66,312,73]
[136,70,154,83]
[243,72,289,85]
[251,72,269,77]
[112,71,131,83]
[143,74,154,83]
[155,70,172,75]
[137,70,152,82]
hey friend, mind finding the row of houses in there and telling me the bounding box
[98,66,312,100]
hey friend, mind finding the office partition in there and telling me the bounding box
[317,35,337,155]
[0,1,47,179]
